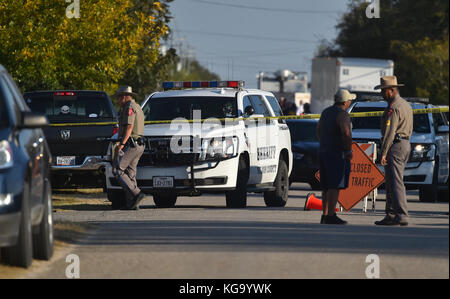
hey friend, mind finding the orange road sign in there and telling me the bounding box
[315,142,385,211]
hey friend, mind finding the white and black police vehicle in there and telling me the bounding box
[105,81,293,209]
[349,97,449,202]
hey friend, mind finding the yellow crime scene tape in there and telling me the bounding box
[49,107,448,126]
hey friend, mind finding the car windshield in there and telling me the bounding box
[351,106,431,133]
[0,88,9,128]
[24,93,114,121]
[287,121,318,142]
[143,97,237,121]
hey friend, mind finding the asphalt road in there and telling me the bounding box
[24,183,449,279]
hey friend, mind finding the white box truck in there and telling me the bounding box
[310,57,394,113]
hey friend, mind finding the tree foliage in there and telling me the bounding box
[318,0,449,104]
[0,0,171,98]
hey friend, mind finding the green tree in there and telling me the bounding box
[166,57,220,82]
[119,0,176,103]
[318,0,449,104]
[0,0,170,97]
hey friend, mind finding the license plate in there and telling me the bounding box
[153,177,174,188]
[56,156,76,166]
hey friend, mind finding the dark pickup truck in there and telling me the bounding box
[23,90,118,188]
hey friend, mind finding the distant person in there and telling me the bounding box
[303,103,311,114]
[279,97,286,112]
[297,101,304,115]
[285,101,297,116]
[374,76,413,226]
[316,89,355,224]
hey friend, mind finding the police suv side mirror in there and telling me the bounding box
[244,106,255,116]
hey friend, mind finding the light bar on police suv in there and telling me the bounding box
[162,80,244,91]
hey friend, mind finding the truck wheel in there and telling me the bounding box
[153,194,177,208]
[419,158,439,202]
[1,184,33,268]
[107,189,127,210]
[226,157,248,208]
[33,180,54,261]
[264,159,289,207]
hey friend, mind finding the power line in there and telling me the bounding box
[175,29,317,44]
[189,0,342,15]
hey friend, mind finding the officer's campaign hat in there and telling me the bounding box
[114,86,138,97]
[374,76,405,90]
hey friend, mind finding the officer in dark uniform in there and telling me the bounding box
[113,86,146,210]
[374,76,413,226]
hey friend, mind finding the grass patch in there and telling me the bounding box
[52,190,111,212]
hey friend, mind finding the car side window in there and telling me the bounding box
[249,95,270,116]
[433,112,447,131]
[242,96,254,115]
[265,96,283,117]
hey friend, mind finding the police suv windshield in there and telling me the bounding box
[143,97,237,121]
[351,106,431,133]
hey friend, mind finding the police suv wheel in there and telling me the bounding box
[226,157,249,208]
[1,184,33,268]
[264,159,289,207]
[153,194,177,208]
[33,180,54,261]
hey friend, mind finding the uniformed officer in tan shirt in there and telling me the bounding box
[113,86,146,210]
[375,76,413,226]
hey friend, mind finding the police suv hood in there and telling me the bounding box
[143,123,238,139]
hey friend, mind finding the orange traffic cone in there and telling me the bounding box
[304,193,339,212]
[304,193,323,211]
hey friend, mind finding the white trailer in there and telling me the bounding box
[310,57,394,113]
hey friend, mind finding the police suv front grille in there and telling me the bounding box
[138,153,199,167]
[138,136,199,167]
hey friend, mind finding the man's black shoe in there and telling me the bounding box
[374,216,398,226]
[320,215,326,224]
[127,192,146,210]
[323,214,347,225]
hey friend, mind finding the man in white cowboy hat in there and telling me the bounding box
[316,88,355,224]
[112,86,146,210]
[374,76,413,226]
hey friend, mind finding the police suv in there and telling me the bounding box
[105,81,293,208]
[349,98,449,202]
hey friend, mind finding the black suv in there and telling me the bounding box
[23,90,118,189]
[0,64,53,268]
